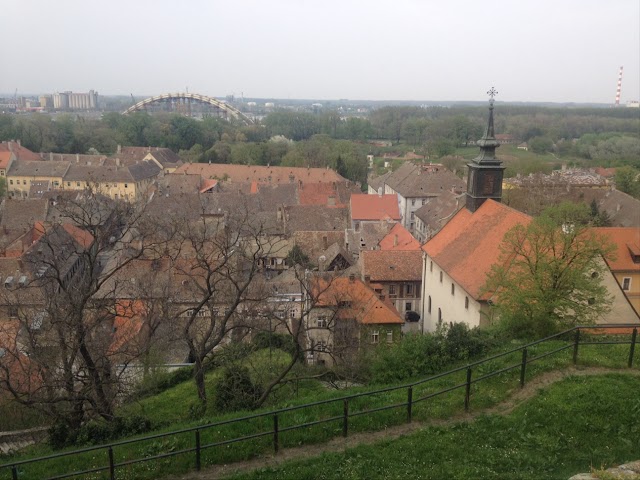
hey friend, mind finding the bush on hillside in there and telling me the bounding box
[49,414,152,449]
[367,323,495,384]
[214,366,263,412]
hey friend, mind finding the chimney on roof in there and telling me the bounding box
[49,152,53,161]
[7,142,13,153]
[17,140,21,147]
[148,146,151,153]
[116,158,120,167]
[298,180,303,190]
[378,187,382,197]
[349,273,355,283]
[76,153,79,163]
[394,234,398,247]
[117,145,121,154]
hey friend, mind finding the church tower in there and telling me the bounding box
[465,88,505,213]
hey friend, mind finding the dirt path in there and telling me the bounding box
[169,367,640,480]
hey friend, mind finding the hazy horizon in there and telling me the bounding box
[2,0,639,105]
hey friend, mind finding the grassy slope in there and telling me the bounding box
[1,340,636,479]
[232,373,640,480]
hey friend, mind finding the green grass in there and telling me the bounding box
[0,337,636,479]
[232,373,640,480]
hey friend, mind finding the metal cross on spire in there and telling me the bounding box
[487,87,498,105]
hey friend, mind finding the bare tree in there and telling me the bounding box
[0,191,166,438]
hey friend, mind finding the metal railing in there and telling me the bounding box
[1,324,637,480]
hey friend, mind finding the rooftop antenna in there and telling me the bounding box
[615,66,623,107]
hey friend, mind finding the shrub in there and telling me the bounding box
[214,366,263,412]
[368,324,495,384]
[49,414,152,449]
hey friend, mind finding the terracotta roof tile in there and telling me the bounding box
[423,200,531,300]
[174,163,346,184]
[592,227,640,273]
[378,223,421,250]
[361,250,422,281]
[313,276,403,325]
[350,194,400,221]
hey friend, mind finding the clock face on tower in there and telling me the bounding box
[481,171,497,195]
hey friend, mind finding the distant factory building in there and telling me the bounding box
[52,90,99,110]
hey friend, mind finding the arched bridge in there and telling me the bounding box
[122,92,254,124]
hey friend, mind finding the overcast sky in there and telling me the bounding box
[2,0,639,104]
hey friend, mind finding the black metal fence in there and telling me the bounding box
[1,324,638,480]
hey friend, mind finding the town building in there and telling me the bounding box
[360,250,422,332]
[420,99,640,332]
[369,162,465,233]
[306,275,403,366]
[349,193,401,230]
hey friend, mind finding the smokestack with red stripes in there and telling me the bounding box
[615,66,623,106]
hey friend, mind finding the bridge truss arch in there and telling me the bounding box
[122,92,254,125]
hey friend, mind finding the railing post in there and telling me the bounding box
[108,447,115,480]
[629,328,638,368]
[520,347,528,388]
[464,367,472,412]
[273,414,279,454]
[195,429,201,471]
[343,399,349,437]
[11,465,18,480]
[407,386,413,423]
[572,329,580,365]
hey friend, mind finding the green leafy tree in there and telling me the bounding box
[614,166,640,198]
[482,203,615,338]
[528,136,554,154]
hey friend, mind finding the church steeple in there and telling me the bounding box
[465,88,506,213]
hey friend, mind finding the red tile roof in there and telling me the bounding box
[378,223,421,250]
[350,194,400,222]
[175,163,346,185]
[313,276,403,324]
[361,250,423,281]
[0,151,11,170]
[0,141,41,161]
[423,200,531,300]
[592,227,640,273]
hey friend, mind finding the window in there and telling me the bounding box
[622,277,631,291]
[386,330,393,343]
[465,296,469,309]
[316,340,327,352]
[422,199,427,205]
[8,306,18,317]
[411,199,416,206]
[76,182,80,187]
[371,330,379,344]
[317,316,328,328]
[451,283,455,295]
[389,284,397,296]
[125,183,128,188]
[439,271,443,283]
[428,296,431,313]
[430,261,433,272]
[9,180,13,185]
[438,308,442,324]
[405,302,412,311]
[67,182,71,187]
[23,180,27,185]
[410,212,415,220]
[406,284,413,296]
[0,171,4,176]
